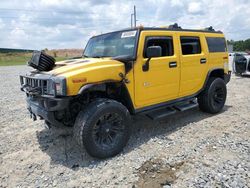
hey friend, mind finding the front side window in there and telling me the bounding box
[181,37,201,55]
[144,36,174,58]
[84,30,137,58]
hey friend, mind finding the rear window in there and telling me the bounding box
[206,37,227,52]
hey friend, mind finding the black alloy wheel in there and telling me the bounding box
[211,86,226,110]
[198,77,227,114]
[74,99,131,158]
[92,112,125,150]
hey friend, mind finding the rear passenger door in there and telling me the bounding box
[178,34,208,96]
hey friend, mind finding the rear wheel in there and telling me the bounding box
[198,77,227,114]
[74,99,131,158]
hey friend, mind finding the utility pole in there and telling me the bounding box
[134,5,137,27]
[130,5,137,28]
[131,13,134,28]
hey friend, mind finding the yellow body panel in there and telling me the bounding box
[133,31,181,108]
[49,58,125,96]
[50,30,228,111]
[177,32,209,96]
[205,33,229,74]
[131,31,228,109]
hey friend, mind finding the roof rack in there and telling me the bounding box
[116,24,222,34]
[204,26,215,31]
[166,24,219,32]
[169,24,217,32]
[168,23,182,29]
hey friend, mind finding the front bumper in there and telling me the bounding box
[27,96,70,127]
[224,71,231,84]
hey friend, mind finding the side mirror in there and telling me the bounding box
[143,46,162,71]
[146,46,162,58]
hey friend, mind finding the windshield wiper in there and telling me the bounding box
[84,55,110,58]
[92,56,111,58]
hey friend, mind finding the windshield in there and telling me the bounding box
[83,30,137,58]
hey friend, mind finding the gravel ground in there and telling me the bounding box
[0,66,249,188]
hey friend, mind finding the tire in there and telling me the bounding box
[235,72,242,77]
[73,98,131,159]
[198,77,227,114]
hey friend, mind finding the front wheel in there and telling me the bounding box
[73,99,131,159]
[198,77,227,114]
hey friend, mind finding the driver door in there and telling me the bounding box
[134,31,180,108]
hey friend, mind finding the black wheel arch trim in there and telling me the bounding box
[203,68,231,87]
[78,81,135,114]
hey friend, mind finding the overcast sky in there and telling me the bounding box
[0,0,249,50]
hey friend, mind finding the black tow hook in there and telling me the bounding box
[32,113,37,121]
[28,108,37,121]
[44,121,51,129]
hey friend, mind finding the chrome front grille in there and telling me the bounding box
[20,75,49,95]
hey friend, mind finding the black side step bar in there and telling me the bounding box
[174,101,198,111]
[145,99,198,120]
[147,107,177,120]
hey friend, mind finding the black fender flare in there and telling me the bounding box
[77,82,135,114]
[201,68,230,92]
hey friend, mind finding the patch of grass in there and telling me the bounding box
[55,57,68,62]
[0,52,32,66]
[0,52,67,66]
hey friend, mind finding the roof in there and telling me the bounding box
[91,24,223,39]
[130,24,223,34]
[141,27,223,34]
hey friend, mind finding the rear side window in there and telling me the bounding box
[144,36,174,58]
[180,37,201,55]
[206,37,227,52]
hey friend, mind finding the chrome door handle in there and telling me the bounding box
[169,61,177,68]
[200,58,207,64]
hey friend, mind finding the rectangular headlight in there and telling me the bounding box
[52,77,67,96]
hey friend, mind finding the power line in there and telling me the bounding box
[0,8,128,15]
[1,25,125,31]
[0,16,115,21]
[0,8,99,15]
[0,19,104,24]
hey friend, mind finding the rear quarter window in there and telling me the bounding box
[206,37,227,52]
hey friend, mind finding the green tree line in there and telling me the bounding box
[228,39,250,51]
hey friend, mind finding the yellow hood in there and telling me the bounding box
[49,58,125,96]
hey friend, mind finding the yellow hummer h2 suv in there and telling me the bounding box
[20,24,231,158]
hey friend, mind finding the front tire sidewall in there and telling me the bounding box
[75,100,131,159]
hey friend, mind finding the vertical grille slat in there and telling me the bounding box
[23,76,48,95]
[41,80,44,95]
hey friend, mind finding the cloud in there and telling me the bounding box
[0,0,249,50]
[0,19,5,29]
[188,2,203,14]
